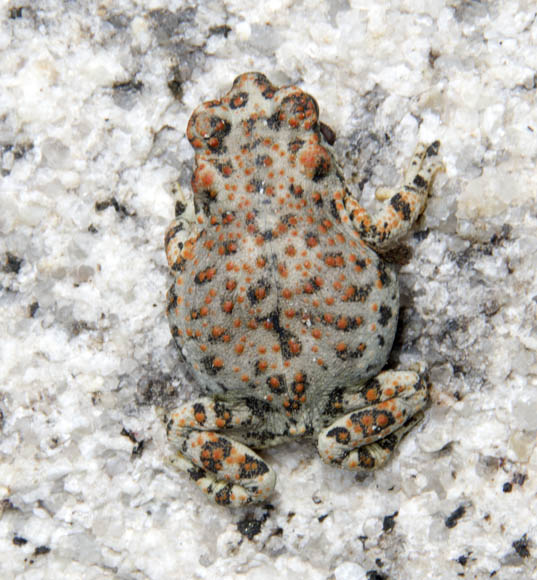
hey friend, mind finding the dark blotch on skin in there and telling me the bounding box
[390,193,411,220]
[426,141,440,157]
[378,305,392,326]
[229,91,249,109]
[201,356,224,375]
[413,174,427,188]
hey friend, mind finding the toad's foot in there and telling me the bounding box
[317,369,428,470]
[164,398,276,506]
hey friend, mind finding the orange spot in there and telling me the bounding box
[366,388,378,402]
[269,376,280,389]
[362,414,373,426]
[288,340,301,355]
[377,414,389,428]
[212,326,225,339]
[343,286,356,301]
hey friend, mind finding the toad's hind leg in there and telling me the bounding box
[163,397,276,506]
[317,370,428,470]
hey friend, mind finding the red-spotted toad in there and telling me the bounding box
[163,73,442,506]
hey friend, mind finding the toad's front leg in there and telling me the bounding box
[164,185,205,272]
[163,397,276,506]
[342,141,443,249]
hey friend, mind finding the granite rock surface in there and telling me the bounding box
[1,1,536,578]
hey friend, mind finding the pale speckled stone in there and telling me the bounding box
[1,0,537,578]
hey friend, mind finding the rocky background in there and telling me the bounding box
[1,1,536,578]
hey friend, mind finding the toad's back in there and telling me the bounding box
[166,73,398,426]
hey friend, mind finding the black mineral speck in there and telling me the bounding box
[120,427,145,457]
[445,505,466,528]
[490,223,512,246]
[72,320,91,336]
[113,79,143,93]
[167,67,185,99]
[413,228,430,242]
[366,571,388,580]
[95,197,136,219]
[9,7,23,18]
[121,427,137,443]
[132,440,145,457]
[13,536,28,546]
[382,511,398,532]
[4,252,23,274]
[209,24,232,37]
[513,472,527,487]
[512,534,530,558]
[428,49,440,67]
[237,515,265,540]
[502,482,512,493]
[29,301,39,317]
[239,517,260,538]
[34,545,51,556]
